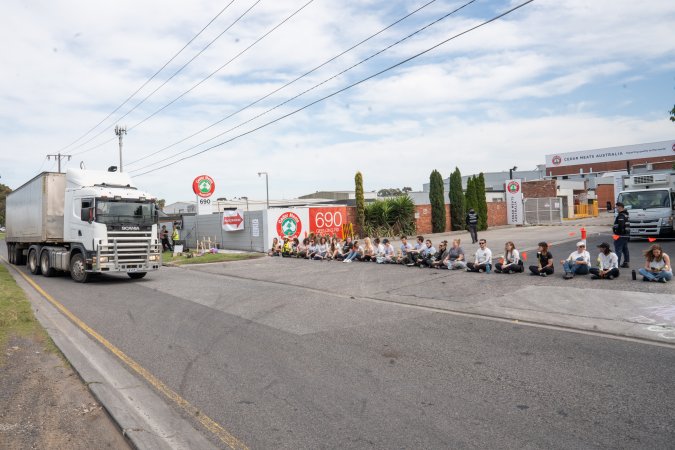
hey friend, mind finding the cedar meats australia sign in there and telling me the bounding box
[193,175,216,198]
[545,140,675,168]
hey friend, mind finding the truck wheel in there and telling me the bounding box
[40,251,56,277]
[70,253,90,283]
[28,249,41,275]
[127,272,147,280]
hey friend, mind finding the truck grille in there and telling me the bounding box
[97,231,161,266]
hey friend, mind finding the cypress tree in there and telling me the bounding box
[449,167,465,231]
[429,170,446,233]
[355,171,365,236]
[465,176,476,217]
[476,173,488,230]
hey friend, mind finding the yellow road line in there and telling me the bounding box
[3,258,248,450]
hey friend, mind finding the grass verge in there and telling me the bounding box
[0,264,57,362]
[162,251,261,266]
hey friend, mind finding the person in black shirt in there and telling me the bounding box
[466,209,479,243]
[529,242,554,276]
[613,202,630,268]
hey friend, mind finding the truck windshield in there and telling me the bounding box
[617,190,671,210]
[95,200,156,226]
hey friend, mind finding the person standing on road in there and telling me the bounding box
[613,202,630,268]
[561,242,591,279]
[466,239,492,272]
[638,244,672,283]
[160,225,172,251]
[466,209,479,244]
[171,224,180,250]
[529,242,554,277]
[495,241,523,274]
[589,242,620,280]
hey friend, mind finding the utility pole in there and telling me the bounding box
[47,153,72,173]
[115,125,127,172]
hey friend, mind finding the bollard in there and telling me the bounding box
[581,227,587,240]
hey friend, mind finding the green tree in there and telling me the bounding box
[429,170,446,233]
[670,104,675,122]
[465,176,477,218]
[0,183,12,226]
[449,167,465,231]
[156,198,166,210]
[476,173,488,231]
[355,171,365,236]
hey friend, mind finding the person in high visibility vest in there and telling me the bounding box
[171,225,180,249]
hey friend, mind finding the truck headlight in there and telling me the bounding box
[149,255,159,261]
[663,217,673,227]
[99,256,109,263]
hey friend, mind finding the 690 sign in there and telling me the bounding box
[309,207,346,238]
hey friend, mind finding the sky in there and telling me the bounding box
[1,0,674,204]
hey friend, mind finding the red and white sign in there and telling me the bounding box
[276,211,303,239]
[545,140,675,168]
[309,207,347,238]
[192,175,216,198]
[222,210,244,231]
[505,179,524,225]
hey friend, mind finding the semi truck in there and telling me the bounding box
[616,172,675,237]
[5,168,161,282]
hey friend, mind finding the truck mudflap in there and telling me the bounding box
[92,233,161,273]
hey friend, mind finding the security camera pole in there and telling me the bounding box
[115,125,127,172]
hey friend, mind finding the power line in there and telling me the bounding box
[130,0,478,173]
[72,0,260,156]
[58,0,237,153]
[134,0,536,177]
[126,0,441,167]
[75,0,315,157]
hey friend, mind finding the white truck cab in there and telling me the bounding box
[617,173,675,237]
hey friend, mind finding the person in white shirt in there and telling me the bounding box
[495,241,523,273]
[382,239,396,263]
[466,239,492,272]
[639,244,672,282]
[374,238,385,261]
[561,241,591,279]
[589,242,620,279]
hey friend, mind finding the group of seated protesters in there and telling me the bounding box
[268,235,672,283]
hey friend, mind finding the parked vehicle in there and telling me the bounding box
[5,169,161,282]
[616,172,675,237]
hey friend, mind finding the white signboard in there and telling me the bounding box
[505,179,524,225]
[197,197,213,215]
[251,218,260,237]
[264,208,310,245]
[545,140,675,168]
[222,210,245,231]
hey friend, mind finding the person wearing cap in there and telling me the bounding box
[560,241,591,279]
[613,202,630,268]
[589,242,620,280]
[466,208,479,244]
[281,236,293,257]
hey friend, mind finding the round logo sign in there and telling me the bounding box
[551,155,562,166]
[192,175,215,198]
[276,212,302,239]
[507,180,520,194]
[672,143,675,152]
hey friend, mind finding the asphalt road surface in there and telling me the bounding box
[3,236,675,449]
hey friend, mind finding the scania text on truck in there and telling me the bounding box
[5,169,161,282]
[616,173,675,237]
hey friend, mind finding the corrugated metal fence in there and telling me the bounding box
[181,211,266,252]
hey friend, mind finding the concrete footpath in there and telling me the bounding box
[192,218,675,347]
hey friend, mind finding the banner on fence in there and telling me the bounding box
[222,210,245,231]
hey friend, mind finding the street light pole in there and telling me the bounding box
[115,125,127,172]
[257,172,269,209]
[509,166,518,180]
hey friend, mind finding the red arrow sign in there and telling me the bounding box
[223,213,243,227]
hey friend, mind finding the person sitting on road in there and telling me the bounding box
[405,235,425,265]
[589,242,620,280]
[327,237,342,260]
[307,239,318,259]
[639,244,672,283]
[268,237,281,257]
[281,236,293,257]
[297,238,309,259]
[381,238,396,263]
[336,236,354,261]
[361,237,375,262]
[443,238,467,270]
[374,238,385,263]
[413,239,436,267]
[343,239,363,263]
[398,236,413,264]
[466,239,492,272]
[495,241,523,274]
[314,236,328,260]
[561,242,591,279]
[529,242,554,277]
[429,241,448,268]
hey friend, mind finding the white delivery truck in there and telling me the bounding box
[5,168,161,282]
[616,172,675,237]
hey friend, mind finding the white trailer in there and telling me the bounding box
[6,169,161,282]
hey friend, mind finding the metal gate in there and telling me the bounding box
[524,197,563,225]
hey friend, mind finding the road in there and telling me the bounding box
[3,234,675,449]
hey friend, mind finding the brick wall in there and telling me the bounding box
[522,179,556,198]
[445,204,452,232]
[596,184,615,210]
[415,205,433,234]
[487,202,507,227]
